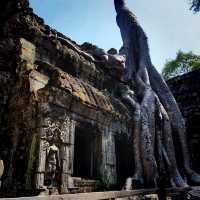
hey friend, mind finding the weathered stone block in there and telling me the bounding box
[20,38,36,65]
[29,70,49,93]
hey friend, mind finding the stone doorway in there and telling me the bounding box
[73,125,101,180]
[115,133,134,189]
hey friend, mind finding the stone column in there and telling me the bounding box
[35,138,47,190]
[101,126,117,187]
[60,118,76,194]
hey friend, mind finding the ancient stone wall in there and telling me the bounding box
[167,69,200,173]
[0,0,133,197]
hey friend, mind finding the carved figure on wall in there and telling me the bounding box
[114,0,200,188]
[45,144,60,189]
[43,120,64,191]
[36,119,63,192]
[36,117,74,194]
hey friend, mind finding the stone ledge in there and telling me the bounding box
[0,189,159,200]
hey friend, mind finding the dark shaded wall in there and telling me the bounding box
[167,69,200,173]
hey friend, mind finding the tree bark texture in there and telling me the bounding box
[114,0,200,188]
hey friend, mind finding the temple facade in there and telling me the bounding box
[0,0,200,199]
[0,0,135,196]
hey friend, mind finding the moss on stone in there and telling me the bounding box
[25,134,37,190]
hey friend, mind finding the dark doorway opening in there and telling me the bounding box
[73,125,101,180]
[115,133,134,189]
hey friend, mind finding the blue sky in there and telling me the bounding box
[29,0,200,72]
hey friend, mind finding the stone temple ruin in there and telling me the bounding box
[0,0,137,196]
[0,0,200,199]
[167,70,200,177]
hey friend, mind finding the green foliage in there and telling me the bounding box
[162,50,200,80]
[190,0,200,12]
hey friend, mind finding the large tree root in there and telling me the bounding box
[114,0,200,188]
[147,65,200,185]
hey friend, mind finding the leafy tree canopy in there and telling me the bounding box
[162,50,200,80]
[190,0,200,12]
